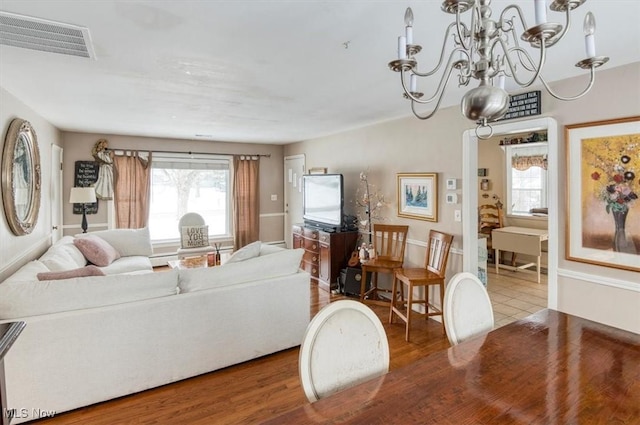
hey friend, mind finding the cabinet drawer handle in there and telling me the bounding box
[312,244,317,250]
[313,256,318,261]
[312,268,317,274]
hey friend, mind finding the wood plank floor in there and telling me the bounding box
[35,280,451,425]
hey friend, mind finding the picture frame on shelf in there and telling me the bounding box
[565,116,640,272]
[397,173,438,222]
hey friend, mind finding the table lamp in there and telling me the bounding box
[69,187,97,233]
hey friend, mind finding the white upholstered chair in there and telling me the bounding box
[299,300,389,402]
[176,212,214,259]
[443,272,494,346]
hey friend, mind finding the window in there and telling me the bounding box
[505,144,548,216]
[148,153,231,242]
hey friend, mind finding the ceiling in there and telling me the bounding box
[1,1,638,144]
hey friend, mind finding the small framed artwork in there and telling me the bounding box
[397,173,438,222]
[565,116,640,272]
[478,168,488,177]
[308,167,327,174]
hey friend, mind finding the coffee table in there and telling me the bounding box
[167,253,230,270]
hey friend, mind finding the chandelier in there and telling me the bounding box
[388,0,609,138]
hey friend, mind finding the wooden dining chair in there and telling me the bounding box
[443,272,495,345]
[360,224,409,307]
[478,203,504,262]
[389,230,453,341]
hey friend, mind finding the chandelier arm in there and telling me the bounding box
[454,6,474,52]
[401,64,454,105]
[498,5,530,34]
[408,65,458,120]
[412,22,461,78]
[499,38,546,87]
[538,68,596,101]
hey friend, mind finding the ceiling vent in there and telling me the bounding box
[0,11,95,59]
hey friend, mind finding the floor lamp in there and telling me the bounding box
[70,187,97,233]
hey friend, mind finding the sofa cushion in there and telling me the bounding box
[78,227,153,257]
[99,256,153,275]
[74,235,121,267]
[181,225,209,249]
[37,265,105,281]
[0,270,179,320]
[226,240,262,264]
[2,261,50,284]
[179,248,304,293]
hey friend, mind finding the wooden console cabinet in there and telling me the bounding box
[292,224,358,292]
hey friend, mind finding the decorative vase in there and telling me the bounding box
[612,209,634,254]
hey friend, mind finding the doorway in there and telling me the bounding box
[462,117,558,310]
[284,155,305,248]
[51,144,63,243]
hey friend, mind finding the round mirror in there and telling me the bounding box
[2,119,41,235]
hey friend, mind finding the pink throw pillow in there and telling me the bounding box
[37,265,106,281]
[73,235,121,267]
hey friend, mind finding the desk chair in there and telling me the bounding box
[299,300,389,402]
[443,272,494,345]
[360,224,409,307]
[389,230,453,341]
[176,212,214,259]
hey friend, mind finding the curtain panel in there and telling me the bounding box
[512,154,548,171]
[113,151,152,229]
[233,155,260,249]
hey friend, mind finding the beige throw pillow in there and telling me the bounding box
[37,265,106,281]
[74,235,121,267]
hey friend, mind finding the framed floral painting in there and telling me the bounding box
[565,116,640,272]
[397,173,438,222]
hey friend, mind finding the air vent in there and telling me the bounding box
[0,11,95,59]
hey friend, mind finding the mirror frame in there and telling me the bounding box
[1,118,41,236]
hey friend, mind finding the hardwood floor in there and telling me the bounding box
[36,281,450,425]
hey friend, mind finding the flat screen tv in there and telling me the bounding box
[303,174,344,231]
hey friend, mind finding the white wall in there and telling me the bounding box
[0,88,63,281]
[285,62,640,333]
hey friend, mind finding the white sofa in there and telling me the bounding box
[0,231,309,424]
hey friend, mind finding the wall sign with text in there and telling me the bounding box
[499,91,541,121]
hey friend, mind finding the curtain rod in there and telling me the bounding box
[107,148,270,158]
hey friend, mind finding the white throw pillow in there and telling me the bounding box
[179,248,304,293]
[181,225,209,249]
[226,240,262,264]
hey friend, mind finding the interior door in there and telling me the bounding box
[284,155,305,248]
[50,144,63,242]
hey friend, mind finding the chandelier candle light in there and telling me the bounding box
[389,0,609,138]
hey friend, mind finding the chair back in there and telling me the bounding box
[372,224,409,261]
[478,203,503,235]
[443,272,494,345]
[424,230,453,277]
[178,212,206,229]
[299,300,389,402]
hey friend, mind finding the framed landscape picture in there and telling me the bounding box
[397,173,438,222]
[565,116,640,272]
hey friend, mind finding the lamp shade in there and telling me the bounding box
[69,187,97,204]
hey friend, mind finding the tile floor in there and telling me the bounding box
[486,267,548,328]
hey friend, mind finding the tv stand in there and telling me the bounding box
[292,224,358,292]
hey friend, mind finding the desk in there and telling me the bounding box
[492,226,549,283]
[264,309,640,424]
